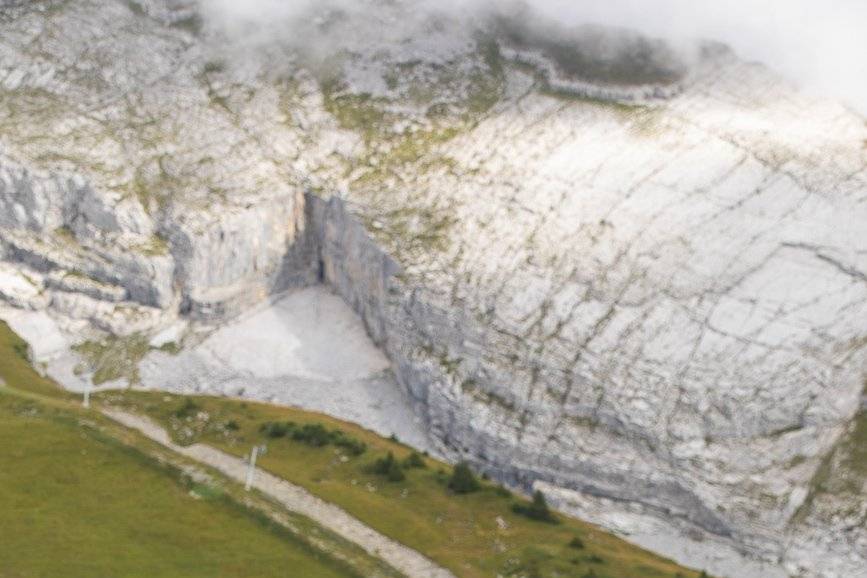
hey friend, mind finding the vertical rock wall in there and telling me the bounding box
[308,191,735,536]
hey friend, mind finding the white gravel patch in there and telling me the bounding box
[197,287,390,382]
[0,308,68,362]
[2,286,434,453]
[139,287,434,451]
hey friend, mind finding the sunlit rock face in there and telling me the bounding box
[0,1,865,576]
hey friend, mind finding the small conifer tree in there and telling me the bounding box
[448,461,480,494]
[403,451,426,469]
[513,490,558,523]
[372,452,405,482]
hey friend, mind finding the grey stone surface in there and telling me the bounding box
[0,1,864,576]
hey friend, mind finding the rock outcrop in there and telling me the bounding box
[0,1,865,576]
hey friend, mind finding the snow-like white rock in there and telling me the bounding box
[0,1,864,576]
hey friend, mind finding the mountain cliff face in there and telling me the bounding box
[1,1,865,576]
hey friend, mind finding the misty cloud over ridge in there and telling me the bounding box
[198,0,867,114]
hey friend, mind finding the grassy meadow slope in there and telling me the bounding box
[1,320,706,578]
[0,393,354,578]
[0,322,392,578]
[105,391,708,578]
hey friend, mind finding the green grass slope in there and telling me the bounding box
[108,391,708,578]
[0,392,357,578]
[0,322,394,578]
[0,320,706,578]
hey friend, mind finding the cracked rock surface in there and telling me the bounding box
[0,1,865,576]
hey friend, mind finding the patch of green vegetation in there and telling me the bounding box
[569,536,585,550]
[403,451,426,470]
[260,420,367,456]
[512,490,558,524]
[134,234,170,256]
[464,76,503,118]
[370,451,406,482]
[54,225,77,244]
[388,127,461,167]
[796,406,867,523]
[106,390,708,578]
[73,333,152,385]
[837,410,867,484]
[628,107,666,137]
[448,461,480,494]
[158,340,182,355]
[320,37,503,172]
[360,204,458,259]
[174,397,202,419]
[131,166,170,214]
[0,326,404,578]
[321,82,389,145]
[0,392,358,578]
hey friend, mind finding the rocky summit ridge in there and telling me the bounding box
[0,1,865,576]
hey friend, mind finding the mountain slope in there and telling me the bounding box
[0,1,864,576]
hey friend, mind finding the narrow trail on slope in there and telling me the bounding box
[102,409,456,578]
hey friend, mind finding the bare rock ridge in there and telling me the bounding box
[0,1,865,577]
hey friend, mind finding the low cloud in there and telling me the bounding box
[535,0,867,114]
[198,0,867,114]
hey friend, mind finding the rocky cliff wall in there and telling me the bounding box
[311,192,756,544]
[307,190,866,576]
[0,149,317,330]
[1,1,865,575]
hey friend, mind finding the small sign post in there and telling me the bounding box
[245,444,267,491]
[83,382,91,409]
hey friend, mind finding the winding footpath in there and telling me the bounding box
[103,409,455,578]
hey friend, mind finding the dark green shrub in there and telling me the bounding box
[292,423,332,446]
[568,536,584,550]
[174,398,200,419]
[403,452,426,469]
[225,420,240,431]
[495,485,512,498]
[448,461,480,494]
[259,421,367,454]
[332,431,367,456]
[371,452,406,482]
[582,571,597,578]
[387,463,406,482]
[12,339,28,360]
[434,468,448,484]
[586,554,604,564]
[260,421,295,438]
[512,490,558,524]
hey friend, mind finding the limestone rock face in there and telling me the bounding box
[0,1,865,576]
